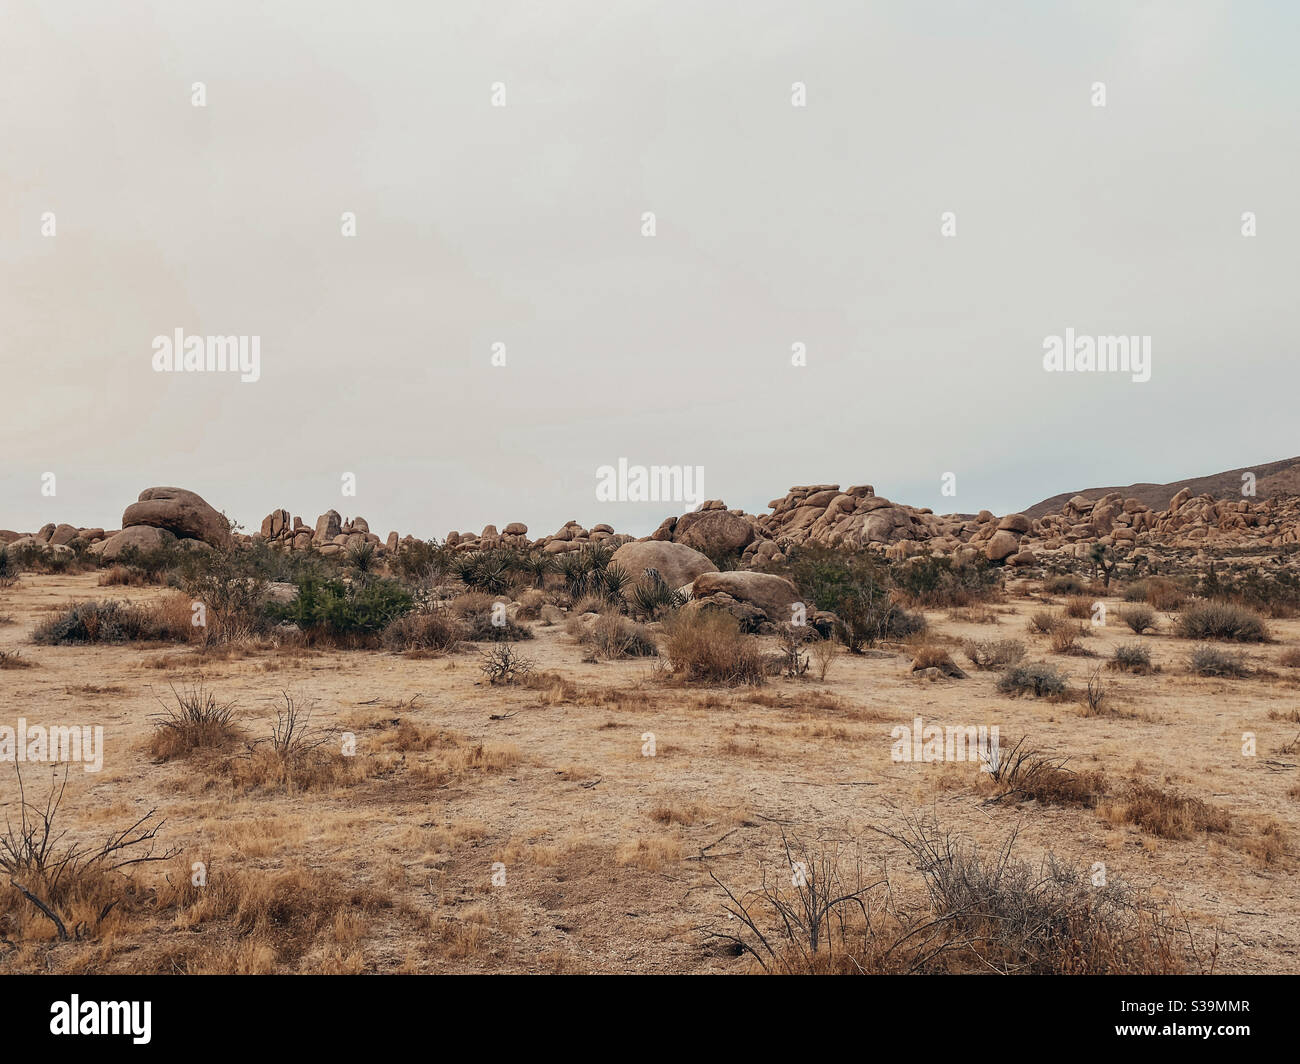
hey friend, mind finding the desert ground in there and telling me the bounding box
[1,561,1296,975]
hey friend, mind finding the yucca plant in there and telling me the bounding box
[601,563,632,602]
[521,551,556,589]
[630,568,684,618]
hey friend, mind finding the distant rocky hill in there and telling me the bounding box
[1024,457,1300,520]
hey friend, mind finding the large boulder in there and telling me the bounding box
[672,509,755,556]
[98,524,178,561]
[691,571,801,623]
[122,487,230,548]
[984,530,1021,562]
[610,540,717,590]
[314,510,342,544]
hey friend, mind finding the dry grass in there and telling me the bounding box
[661,609,765,686]
[1101,783,1232,840]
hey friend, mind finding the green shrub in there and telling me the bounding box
[381,609,463,652]
[276,576,413,638]
[891,555,1001,608]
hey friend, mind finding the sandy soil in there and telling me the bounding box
[1,572,1297,973]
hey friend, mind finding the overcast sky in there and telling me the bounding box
[3,0,1297,539]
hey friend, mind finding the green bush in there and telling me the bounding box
[770,545,925,651]
[276,576,413,637]
[891,555,1001,608]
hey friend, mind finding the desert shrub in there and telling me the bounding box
[662,609,765,685]
[0,649,34,670]
[1189,644,1250,678]
[810,636,837,681]
[97,564,143,587]
[460,602,533,642]
[770,545,924,650]
[1027,610,1066,635]
[877,818,1205,974]
[1048,623,1090,655]
[909,642,961,675]
[1045,574,1089,595]
[985,737,1105,807]
[1279,648,1300,669]
[1175,601,1268,642]
[275,576,413,641]
[381,609,463,653]
[573,610,658,659]
[890,555,1000,608]
[149,682,240,759]
[1120,604,1157,634]
[0,546,18,586]
[997,662,1067,698]
[513,589,546,619]
[176,546,272,643]
[1125,577,1187,611]
[1110,643,1152,673]
[0,764,176,943]
[773,624,814,677]
[962,638,1025,670]
[1062,596,1093,619]
[394,538,451,588]
[111,541,195,583]
[479,643,534,685]
[31,598,192,645]
[1104,783,1231,840]
[1198,566,1300,618]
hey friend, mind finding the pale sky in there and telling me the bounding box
[3,0,1297,538]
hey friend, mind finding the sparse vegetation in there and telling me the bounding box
[997,662,1068,698]
[1175,601,1269,643]
[1110,643,1153,673]
[1120,604,1158,634]
[961,638,1025,670]
[662,609,765,685]
[1189,644,1251,678]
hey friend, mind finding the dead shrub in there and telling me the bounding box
[148,681,240,759]
[661,609,765,686]
[1102,783,1231,840]
[962,638,1025,670]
